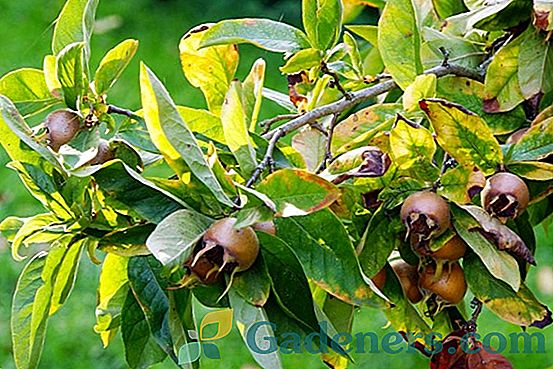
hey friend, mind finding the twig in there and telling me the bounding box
[466,298,484,332]
[245,128,285,187]
[321,61,352,100]
[316,113,339,173]
[107,105,143,121]
[259,113,300,134]
[263,63,484,141]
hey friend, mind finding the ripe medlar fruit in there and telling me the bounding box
[185,255,220,285]
[44,109,81,152]
[481,172,529,220]
[192,217,260,274]
[418,235,467,261]
[419,262,467,305]
[390,259,423,304]
[88,139,115,165]
[401,191,451,241]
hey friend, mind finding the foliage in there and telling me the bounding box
[0,1,553,369]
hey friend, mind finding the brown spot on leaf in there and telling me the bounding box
[483,98,500,113]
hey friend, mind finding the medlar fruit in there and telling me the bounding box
[88,139,115,165]
[419,262,467,305]
[418,235,467,261]
[44,109,81,152]
[371,268,387,290]
[401,191,451,241]
[390,259,423,304]
[481,172,529,220]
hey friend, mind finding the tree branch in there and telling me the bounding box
[245,127,285,187]
[107,105,143,121]
[263,64,484,140]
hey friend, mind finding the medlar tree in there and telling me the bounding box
[0,0,552,369]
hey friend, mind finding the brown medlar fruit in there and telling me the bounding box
[401,191,451,241]
[419,262,467,305]
[390,259,423,304]
[44,110,80,152]
[88,139,115,165]
[481,172,529,220]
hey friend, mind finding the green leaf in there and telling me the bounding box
[140,63,235,207]
[483,34,525,113]
[221,80,258,176]
[432,0,468,18]
[200,18,311,53]
[344,31,363,76]
[177,106,225,144]
[378,0,423,90]
[9,213,62,261]
[346,25,378,46]
[378,177,426,209]
[121,290,167,369]
[508,161,553,181]
[56,42,86,110]
[509,117,553,162]
[358,208,404,277]
[94,254,129,347]
[243,58,266,131]
[146,209,214,266]
[438,165,485,205]
[228,290,283,369]
[0,95,64,171]
[43,55,62,98]
[402,74,437,112]
[389,115,439,180]
[470,0,532,31]
[232,253,271,307]
[331,103,401,154]
[464,253,552,328]
[302,0,343,50]
[256,168,339,217]
[437,76,526,135]
[280,48,322,75]
[276,209,384,307]
[0,216,25,242]
[93,161,185,223]
[0,69,60,116]
[179,24,239,114]
[52,0,99,62]
[421,28,483,71]
[258,232,320,330]
[128,256,177,362]
[291,128,326,172]
[94,39,139,95]
[451,205,521,291]
[420,98,503,175]
[518,29,553,99]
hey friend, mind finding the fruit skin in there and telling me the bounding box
[185,256,220,285]
[390,260,423,304]
[419,235,467,261]
[44,110,81,152]
[371,268,387,290]
[400,191,451,241]
[202,218,260,272]
[481,172,530,220]
[419,262,467,304]
[252,221,276,235]
[88,140,115,165]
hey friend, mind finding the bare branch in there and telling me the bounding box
[245,127,286,187]
[316,113,339,173]
[263,64,484,140]
[259,113,300,134]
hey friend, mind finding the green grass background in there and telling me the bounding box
[0,1,552,368]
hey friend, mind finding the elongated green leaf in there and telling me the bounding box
[432,0,468,18]
[256,168,339,217]
[421,28,483,70]
[94,254,129,347]
[43,55,62,98]
[0,69,60,116]
[200,18,311,53]
[483,34,525,113]
[302,0,343,50]
[93,161,185,223]
[438,165,486,205]
[140,63,235,207]
[509,117,553,162]
[452,205,521,291]
[179,24,239,114]
[128,256,177,361]
[280,48,322,74]
[378,0,423,89]
[518,29,553,99]
[420,98,503,175]
[94,39,139,95]
[177,106,225,144]
[243,58,266,131]
[52,0,98,62]
[229,290,283,369]
[221,81,258,176]
[121,290,167,369]
[232,253,271,307]
[146,209,213,266]
[276,209,384,307]
[9,213,61,261]
[471,0,531,31]
[464,253,552,328]
[508,161,553,181]
[346,25,378,46]
[437,76,525,135]
[56,42,86,110]
[0,95,63,171]
[358,208,404,277]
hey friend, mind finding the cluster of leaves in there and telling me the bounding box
[0,0,552,369]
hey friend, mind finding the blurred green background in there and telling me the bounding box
[0,1,552,368]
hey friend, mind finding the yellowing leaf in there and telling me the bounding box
[179,24,239,114]
[420,98,503,175]
[402,74,437,112]
[508,161,553,181]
